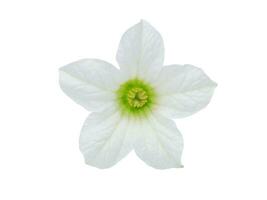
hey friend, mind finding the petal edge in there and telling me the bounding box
[155,64,217,118]
[59,59,119,112]
[79,107,133,169]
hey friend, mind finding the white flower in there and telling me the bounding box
[59,20,217,169]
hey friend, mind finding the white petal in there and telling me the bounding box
[79,107,134,169]
[134,113,183,169]
[59,59,120,112]
[155,64,217,118]
[116,20,164,82]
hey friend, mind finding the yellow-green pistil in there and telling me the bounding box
[116,79,156,117]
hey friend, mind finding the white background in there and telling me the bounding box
[0,0,266,199]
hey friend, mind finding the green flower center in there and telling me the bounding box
[116,78,156,117]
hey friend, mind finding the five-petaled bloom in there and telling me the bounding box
[59,20,217,169]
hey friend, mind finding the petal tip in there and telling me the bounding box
[139,19,149,25]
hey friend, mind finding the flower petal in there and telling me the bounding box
[116,20,164,82]
[155,64,217,118]
[79,107,134,169]
[59,59,120,112]
[134,113,183,169]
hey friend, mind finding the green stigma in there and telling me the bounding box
[116,78,156,117]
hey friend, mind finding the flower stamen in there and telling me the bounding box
[127,87,148,108]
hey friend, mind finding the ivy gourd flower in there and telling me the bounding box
[59,20,217,169]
